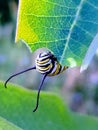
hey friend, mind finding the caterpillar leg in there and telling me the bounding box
[33,74,47,112]
[4,66,36,88]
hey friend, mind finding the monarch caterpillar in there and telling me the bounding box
[4,51,68,112]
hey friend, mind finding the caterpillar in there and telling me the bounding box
[4,51,68,112]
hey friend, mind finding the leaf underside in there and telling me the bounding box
[16,0,98,67]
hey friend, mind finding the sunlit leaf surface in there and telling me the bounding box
[16,0,98,67]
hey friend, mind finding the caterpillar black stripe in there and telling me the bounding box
[4,51,68,112]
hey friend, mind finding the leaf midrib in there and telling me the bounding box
[60,0,86,63]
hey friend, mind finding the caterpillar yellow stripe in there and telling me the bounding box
[35,51,68,76]
[4,50,68,112]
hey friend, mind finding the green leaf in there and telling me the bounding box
[0,81,72,130]
[0,116,21,130]
[0,82,98,130]
[71,113,98,130]
[0,81,98,130]
[16,0,98,67]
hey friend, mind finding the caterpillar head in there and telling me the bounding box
[35,51,57,74]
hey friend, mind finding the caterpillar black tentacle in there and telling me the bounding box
[33,74,47,112]
[4,66,36,88]
[4,51,68,112]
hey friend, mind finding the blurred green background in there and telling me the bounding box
[0,0,98,116]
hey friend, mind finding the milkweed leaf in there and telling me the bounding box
[0,116,21,130]
[0,81,98,129]
[16,0,98,67]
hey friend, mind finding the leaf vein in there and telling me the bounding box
[60,0,86,63]
[86,0,98,10]
[41,0,76,9]
[24,13,75,18]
